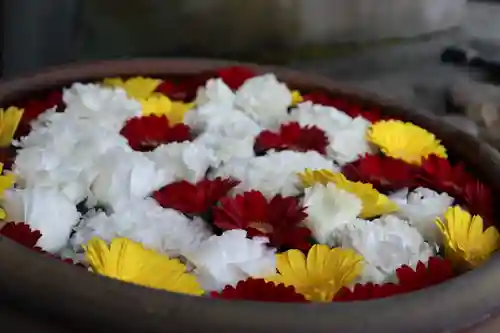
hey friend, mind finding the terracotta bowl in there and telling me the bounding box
[0,59,499,333]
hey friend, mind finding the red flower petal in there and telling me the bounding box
[333,283,402,302]
[16,90,63,137]
[212,278,308,302]
[342,154,419,191]
[153,177,240,215]
[215,66,256,90]
[255,122,329,155]
[396,257,454,292]
[462,180,494,220]
[213,191,311,251]
[120,115,192,151]
[0,222,41,249]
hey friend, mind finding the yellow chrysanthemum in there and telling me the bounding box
[103,77,162,100]
[291,90,304,105]
[84,238,203,296]
[140,94,194,124]
[367,120,447,165]
[0,107,24,148]
[0,163,15,220]
[266,245,363,302]
[436,206,500,269]
[298,169,397,218]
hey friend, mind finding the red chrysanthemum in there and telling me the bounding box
[342,154,418,191]
[213,191,311,251]
[215,66,256,90]
[0,222,41,249]
[396,257,454,292]
[212,278,308,303]
[153,177,240,215]
[302,92,386,123]
[120,115,192,151]
[334,257,454,302]
[418,155,471,194]
[418,155,493,219]
[255,122,328,155]
[16,90,63,137]
[333,282,402,302]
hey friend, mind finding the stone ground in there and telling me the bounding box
[289,0,500,118]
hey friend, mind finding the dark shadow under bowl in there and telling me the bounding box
[0,59,499,333]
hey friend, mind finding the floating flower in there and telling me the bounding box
[299,169,397,219]
[255,122,328,155]
[368,120,447,165]
[213,150,336,199]
[303,183,362,245]
[337,216,435,283]
[291,91,304,105]
[186,230,276,292]
[153,177,239,215]
[396,256,454,291]
[333,282,401,301]
[120,115,192,151]
[214,191,310,251]
[342,154,418,191]
[267,245,363,302]
[0,163,15,197]
[17,91,62,137]
[140,94,194,124]
[216,66,256,90]
[72,198,211,257]
[418,155,470,194]
[84,237,203,295]
[0,222,42,249]
[103,77,162,99]
[234,74,292,128]
[2,187,80,253]
[436,206,500,269]
[195,78,235,107]
[390,187,454,244]
[0,107,24,147]
[212,278,308,302]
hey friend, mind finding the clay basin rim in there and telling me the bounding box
[0,58,498,333]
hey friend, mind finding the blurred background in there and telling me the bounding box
[2,0,500,143]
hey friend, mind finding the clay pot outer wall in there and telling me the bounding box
[0,59,499,333]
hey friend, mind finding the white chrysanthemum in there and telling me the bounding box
[186,229,276,291]
[185,102,262,138]
[195,78,235,106]
[90,147,168,209]
[146,141,217,184]
[71,198,212,257]
[63,83,141,131]
[390,187,454,244]
[234,74,292,129]
[2,188,80,253]
[212,150,338,199]
[194,132,255,166]
[303,183,362,244]
[15,118,131,203]
[336,216,435,283]
[327,116,376,165]
[288,101,353,134]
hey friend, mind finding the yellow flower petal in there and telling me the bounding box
[267,244,363,302]
[0,164,15,201]
[103,77,162,100]
[291,90,304,105]
[0,208,6,220]
[140,94,194,124]
[0,107,24,148]
[84,238,203,296]
[298,169,398,218]
[367,120,447,165]
[435,206,500,269]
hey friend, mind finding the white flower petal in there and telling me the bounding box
[186,229,276,291]
[3,187,80,253]
[304,183,362,244]
[195,78,235,106]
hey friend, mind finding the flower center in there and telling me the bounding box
[248,221,273,234]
